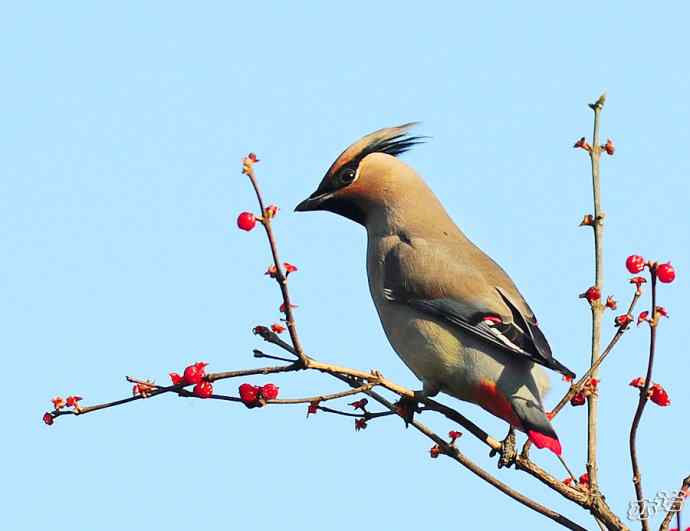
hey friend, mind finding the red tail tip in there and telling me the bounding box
[527,430,562,456]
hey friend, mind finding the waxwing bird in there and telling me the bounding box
[295,123,575,455]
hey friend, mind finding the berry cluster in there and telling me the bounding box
[238,383,280,408]
[169,362,214,398]
[629,378,671,406]
[43,395,83,425]
[625,254,676,283]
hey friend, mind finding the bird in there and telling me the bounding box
[295,123,574,455]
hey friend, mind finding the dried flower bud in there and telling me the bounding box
[656,306,669,318]
[629,377,645,389]
[605,296,617,310]
[573,137,591,151]
[579,214,594,227]
[264,204,279,219]
[349,398,369,411]
[307,401,319,416]
[603,138,615,155]
[270,323,286,334]
[615,314,632,328]
[51,396,66,410]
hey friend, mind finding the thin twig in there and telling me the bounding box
[243,161,309,367]
[658,474,689,531]
[268,384,373,404]
[253,349,295,363]
[360,387,589,531]
[630,273,658,531]
[534,288,641,432]
[261,322,626,528]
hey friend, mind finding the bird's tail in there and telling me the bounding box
[511,397,561,455]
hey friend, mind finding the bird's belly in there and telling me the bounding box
[375,299,550,412]
[376,302,475,401]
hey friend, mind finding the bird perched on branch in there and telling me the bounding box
[295,123,574,455]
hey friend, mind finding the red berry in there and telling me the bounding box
[570,392,586,407]
[649,384,671,406]
[183,362,207,385]
[169,372,184,385]
[583,286,601,302]
[43,412,54,425]
[261,383,279,400]
[237,212,257,231]
[579,472,590,486]
[193,381,213,399]
[239,383,260,405]
[626,255,645,274]
[656,262,676,283]
[563,478,573,486]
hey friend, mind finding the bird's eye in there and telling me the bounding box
[339,168,356,185]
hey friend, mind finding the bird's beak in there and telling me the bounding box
[294,191,333,212]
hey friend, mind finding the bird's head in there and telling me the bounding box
[294,123,425,225]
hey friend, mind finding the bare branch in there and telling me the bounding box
[587,91,606,492]
[629,273,659,531]
[658,474,689,531]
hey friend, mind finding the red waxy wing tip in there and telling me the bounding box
[527,430,562,456]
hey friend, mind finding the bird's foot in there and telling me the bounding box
[394,396,421,427]
[489,426,517,469]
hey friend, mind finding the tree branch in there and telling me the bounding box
[658,474,689,531]
[629,272,659,531]
[587,91,606,493]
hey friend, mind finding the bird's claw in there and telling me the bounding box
[490,427,516,469]
[394,396,421,427]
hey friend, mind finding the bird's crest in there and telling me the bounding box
[325,122,426,179]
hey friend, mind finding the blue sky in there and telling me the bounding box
[4,2,689,530]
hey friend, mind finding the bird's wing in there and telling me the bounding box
[382,239,575,378]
